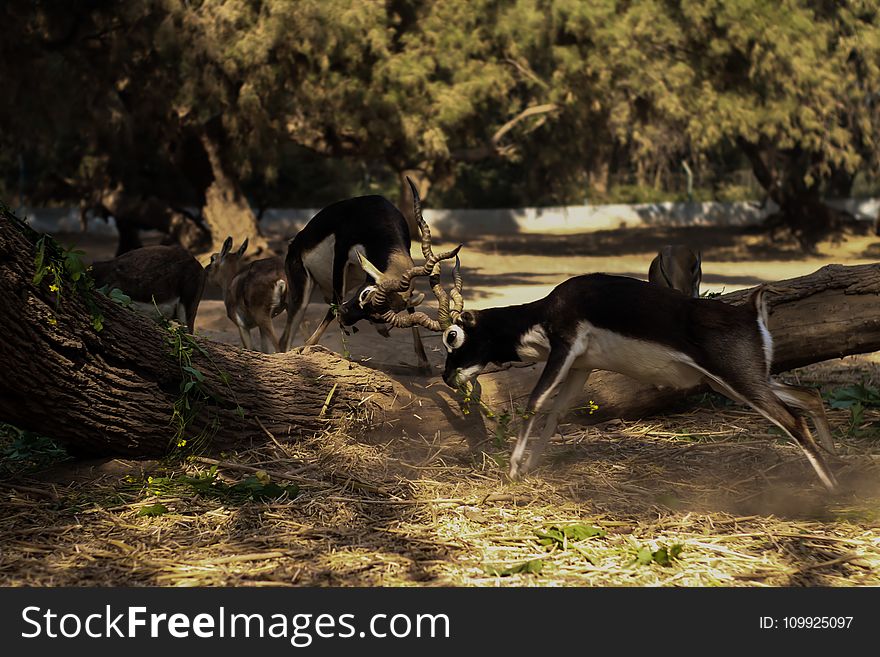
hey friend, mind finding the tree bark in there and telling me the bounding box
[0,210,393,457]
[198,131,269,259]
[735,137,851,249]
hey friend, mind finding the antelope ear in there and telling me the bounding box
[221,236,233,257]
[356,251,385,282]
[458,310,477,328]
[237,238,249,257]
[408,291,425,307]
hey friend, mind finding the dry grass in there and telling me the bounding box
[2,358,880,587]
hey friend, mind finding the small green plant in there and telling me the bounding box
[824,382,880,439]
[492,408,512,447]
[824,382,880,409]
[535,524,606,549]
[146,466,298,503]
[156,309,243,456]
[484,559,544,577]
[330,303,352,361]
[96,285,132,307]
[32,234,105,331]
[634,543,684,567]
[0,423,69,475]
[572,399,599,415]
[137,503,169,517]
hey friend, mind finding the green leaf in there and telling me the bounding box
[536,523,606,548]
[635,547,654,565]
[485,559,544,577]
[138,503,169,517]
[108,287,132,306]
[181,365,204,382]
[635,543,684,566]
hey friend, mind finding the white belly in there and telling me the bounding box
[301,235,336,297]
[579,324,705,389]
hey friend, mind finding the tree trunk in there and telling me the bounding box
[736,138,848,249]
[0,210,392,457]
[198,129,269,259]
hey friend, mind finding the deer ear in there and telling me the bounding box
[221,236,233,257]
[237,238,249,257]
[459,310,477,328]
[356,251,385,282]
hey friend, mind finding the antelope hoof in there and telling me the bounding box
[508,458,527,481]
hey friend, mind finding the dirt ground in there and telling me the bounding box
[1,223,879,586]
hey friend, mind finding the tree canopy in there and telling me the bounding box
[2,0,878,243]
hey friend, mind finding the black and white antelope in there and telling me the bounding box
[279,180,460,371]
[90,244,206,334]
[206,237,288,353]
[407,265,838,492]
[648,245,702,297]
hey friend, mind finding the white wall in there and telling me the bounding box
[20,197,879,239]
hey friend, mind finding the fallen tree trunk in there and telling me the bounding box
[3,204,880,457]
[0,208,393,456]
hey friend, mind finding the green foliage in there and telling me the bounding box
[137,503,169,517]
[635,543,684,567]
[825,382,880,439]
[146,466,299,503]
[2,2,878,210]
[0,423,68,476]
[536,524,606,549]
[32,234,105,331]
[824,382,880,410]
[96,286,133,308]
[484,559,544,577]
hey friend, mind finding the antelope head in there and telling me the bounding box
[340,177,462,331]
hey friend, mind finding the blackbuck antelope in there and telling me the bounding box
[206,237,288,353]
[414,268,838,492]
[91,244,206,333]
[279,181,460,372]
[649,245,702,297]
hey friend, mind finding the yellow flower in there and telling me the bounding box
[49,283,60,292]
[176,438,187,448]
[47,316,57,326]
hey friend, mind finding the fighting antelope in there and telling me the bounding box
[206,237,288,353]
[649,245,702,297]
[279,181,459,371]
[415,267,839,492]
[91,244,206,333]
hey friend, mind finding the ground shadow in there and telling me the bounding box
[477,225,809,261]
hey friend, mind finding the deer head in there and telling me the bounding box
[345,177,462,331]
